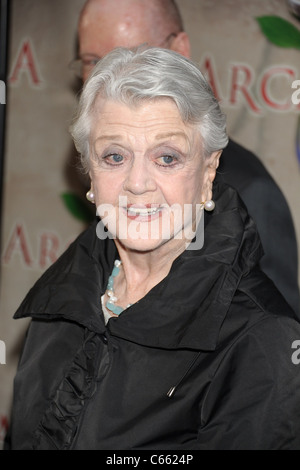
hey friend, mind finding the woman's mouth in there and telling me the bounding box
[124,204,163,221]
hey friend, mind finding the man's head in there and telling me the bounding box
[77,0,190,81]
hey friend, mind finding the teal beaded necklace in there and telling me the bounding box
[105,260,132,316]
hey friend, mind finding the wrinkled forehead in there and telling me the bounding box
[89,97,199,150]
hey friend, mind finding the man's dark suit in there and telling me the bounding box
[216,139,300,315]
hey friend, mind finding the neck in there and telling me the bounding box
[113,238,186,305]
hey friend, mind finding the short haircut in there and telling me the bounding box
[70,46,228,172]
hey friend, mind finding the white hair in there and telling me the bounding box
[70,47,228,172]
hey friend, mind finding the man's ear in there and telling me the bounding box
[169,31,191,58]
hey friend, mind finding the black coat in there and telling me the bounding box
[6,183,300,450]
[217,139,300,315]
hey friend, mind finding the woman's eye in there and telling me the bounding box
[104,153,124,165]
[157,155,177,166]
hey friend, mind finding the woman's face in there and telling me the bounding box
[89,97,219,254]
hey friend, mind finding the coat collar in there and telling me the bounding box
[14,183,263,351]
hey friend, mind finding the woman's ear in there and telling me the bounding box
[207,150,222,181]
[169,31,191,58]
[87,172,95,197]
[88,171,93,186]
[202,150,222,202]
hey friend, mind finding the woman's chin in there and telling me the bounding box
[115,236,173,254]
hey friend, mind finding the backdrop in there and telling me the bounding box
[1,0,300,448]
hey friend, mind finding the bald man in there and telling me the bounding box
[75,0,300,315]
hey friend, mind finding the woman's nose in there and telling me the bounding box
[122,158,157,195]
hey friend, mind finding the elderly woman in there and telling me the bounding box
[6,47,300,450]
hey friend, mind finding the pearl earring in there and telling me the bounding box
[203,200,215,211]
[86,189,95,204]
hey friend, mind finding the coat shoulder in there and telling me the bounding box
[218,267,300,350]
